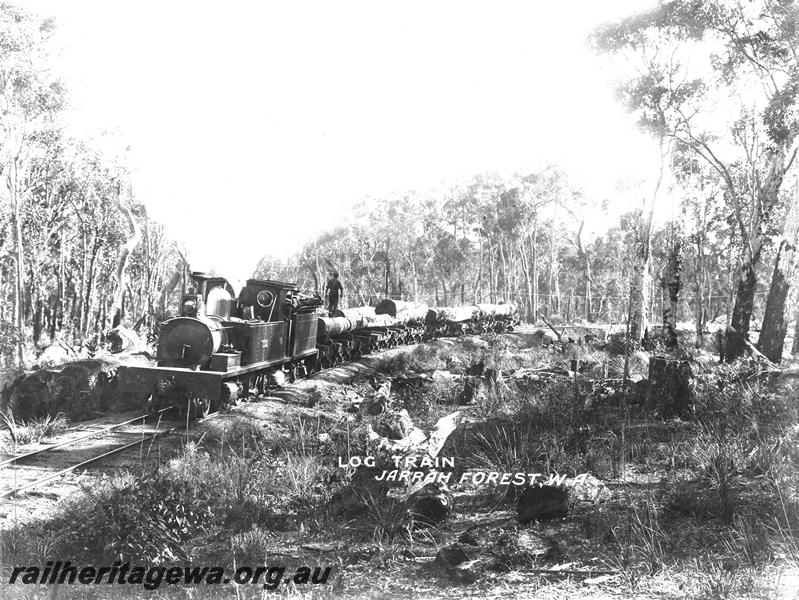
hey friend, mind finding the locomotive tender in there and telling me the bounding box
[117,272,519,418]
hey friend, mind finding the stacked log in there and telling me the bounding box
[426,306,480,324]
[317,316,360,338]
[375,299,429,325]
[332,306,376,319]
[318,313,397,339]
[475,303,517,318]
[360,314,396,328]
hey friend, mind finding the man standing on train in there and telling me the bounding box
[326,271,344,313]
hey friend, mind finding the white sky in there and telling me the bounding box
[18,0,660,283]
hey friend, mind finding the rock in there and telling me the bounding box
[434,544,470,568]
[458,530,479,546]
[564,474,609,504]
[490,529,561,567]
[361,382,391,416]
[377,409,414,440]
[466,360,485,376]
[456,377,480,405]
[8,359,120,420]
[531,330,556,347]
[407,480,453,527]
[517,485,569,523]
[432,370,456,382]
[432,544,481,584]
[426,411,462,458]
[105,326,145,354]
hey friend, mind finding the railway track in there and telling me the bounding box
[0,407,192,502]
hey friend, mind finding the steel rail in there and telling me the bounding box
[0,406,175,468]
[0,407,220,500]
[0,423,182,500]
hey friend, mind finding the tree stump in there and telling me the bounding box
[647,357,693,418]
[517,485,569,523]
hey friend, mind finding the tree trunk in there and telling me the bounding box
[757,190,799,363]
[532,221,539,320]
[725,151,787,361]
[661,239,682,349]
[487,236,496,303]
[792,303,799,356]
[498,238,508,302]
[549,216,560,314]
[82,238,100,339]
[10,156,25,367]
[575,221,592,322]
[110,201,142,329]
[694,207,707,349]
[629,139,664,342]
[520,238,532,320]
[724,250,760,361]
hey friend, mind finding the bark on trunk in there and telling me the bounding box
[575,221,592,322]
[662,239,682,349]
[757,190,799,363]
[725,150,787,361]
[532,221,539,320]
[110,201,142,329]
[10,156,25,366]
[792,304,799,356]
[630,139,664,342]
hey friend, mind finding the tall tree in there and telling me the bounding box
[594,0,799,359]
[0,5,64,365]
[758,182,799,361]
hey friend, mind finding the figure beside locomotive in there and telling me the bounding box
[117,272,520,418]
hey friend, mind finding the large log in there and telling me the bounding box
[360,314,396,328]
[317,316,359,338]
[426,305,479,324]
[332,306,376,319]
[375,299,429,324]
[476,303,517,318]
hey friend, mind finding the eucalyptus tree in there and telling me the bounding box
[0,5,65,364]
[594,0,799,359]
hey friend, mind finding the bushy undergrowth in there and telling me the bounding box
[0,411,69,448]
[3,335,798,598]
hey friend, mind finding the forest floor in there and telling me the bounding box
[1,326,799,599]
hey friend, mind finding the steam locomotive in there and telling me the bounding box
[117,272,518,418]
